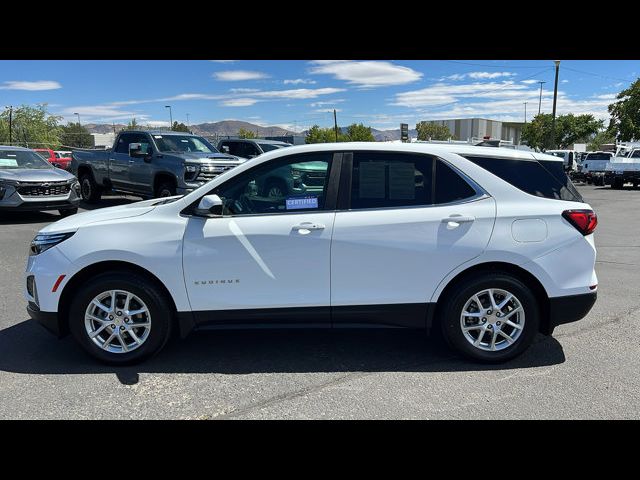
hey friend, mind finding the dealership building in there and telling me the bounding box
[425,118,525,144]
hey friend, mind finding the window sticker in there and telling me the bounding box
[0,159,18,167]
[389,162,416,200]
[359,162,386,198]
[286,195,319,210]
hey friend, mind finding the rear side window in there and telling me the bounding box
[350,152,478,209]
[464,155,583,202]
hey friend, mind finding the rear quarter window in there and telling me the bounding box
[463,155,583,202]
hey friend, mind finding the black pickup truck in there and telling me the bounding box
[71,130,245,202]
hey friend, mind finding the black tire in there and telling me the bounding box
[155,181,176,198]
[68,271,173,365]
[439,272,540,363]
[59,207,78,217]
[262,178,288,198]
[79,172,102,203]
[612,178,624,189]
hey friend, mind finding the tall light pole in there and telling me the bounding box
[74,112,81,126]
[333,109,339,142]
[165,105,173,130]
[537,81,546,115]
[551,60,561,149]
[524,102,528,123]
[186,113,190,128]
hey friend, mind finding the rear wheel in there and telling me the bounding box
[68,271,173,364]
[612,177,624,189]
[79,173,102,203]
[439,272,540,363]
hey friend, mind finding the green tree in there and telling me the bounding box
[125,118,139,130]
[588,130,616,151]
[345,123,375,141]
[415,121,452,141]
[60,122,94,148]
[608,78,640,141]
[305,124,347,143]
[172,121,190,132]
[0,104,62,148]
[522,113,602,150]
[238,128,257,139]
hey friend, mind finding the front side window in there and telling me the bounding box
[259,143,289,152]
[213,153,332,215]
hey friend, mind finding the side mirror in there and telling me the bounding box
[194,194,224,217]
[129,143,151,161]
[221,145,230,153]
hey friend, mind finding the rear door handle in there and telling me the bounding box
[292,222,326,234]
[442,215,475,228]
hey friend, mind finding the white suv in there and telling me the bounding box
[25,143,598,364]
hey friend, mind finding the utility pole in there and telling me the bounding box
[186,113,190,128]
[112,122,116,134]
[524,102,528,123]
[165,105,173,130]
[6,106,12,144]
[537,81,546,115]
[551,61,561,149]
[333,109,339,142]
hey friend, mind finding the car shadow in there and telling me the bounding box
[79,195,141,211]
[0,211,61,225]
[0,319,566,385]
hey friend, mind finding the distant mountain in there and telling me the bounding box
[82,121,295,137]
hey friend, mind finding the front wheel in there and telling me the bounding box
[439,272,540,363]
[68,272,173,365]
[79,173,102,203]
[155,182,176,198]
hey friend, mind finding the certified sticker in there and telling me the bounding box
[286,196,319,210]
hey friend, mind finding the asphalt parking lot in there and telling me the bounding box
[1,185,639,419]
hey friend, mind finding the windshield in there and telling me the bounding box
[547,152,566,159]
[258,143,290,152]
[585,153,613,160]
[0,150,53,170]
[629,150,640,158]
[153,135,219,154]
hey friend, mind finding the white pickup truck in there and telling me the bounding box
[604,148,640,189]
[582,151,615,185]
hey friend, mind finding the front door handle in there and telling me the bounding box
[292,222,326,234]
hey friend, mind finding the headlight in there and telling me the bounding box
[184,164,200,182]
[0,180,18,200]
[30,232,75,256]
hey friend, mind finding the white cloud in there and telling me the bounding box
[310,99,346,107]
[229,88,260,93]
[0,80,62,91]
[561,79,569,83]
[314,108,342,113]
[213,70,270,81]
[392,81,530,107]
[284,78,317,85]
[252,87,345,99]
[209,60,235,63]
[521,79,538,84]
[60,105,135,117]
[309,60,422,87]
[220,98,259,107]
[445,72,516,81]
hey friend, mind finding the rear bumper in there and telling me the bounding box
[27,302,66,338]
[547,291,597,333]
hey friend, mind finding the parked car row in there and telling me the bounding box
[34,149,73,170]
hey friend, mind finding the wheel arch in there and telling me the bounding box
[429,261,552,335]
[58,260,188,338]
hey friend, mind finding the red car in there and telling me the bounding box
[34,148,71,170]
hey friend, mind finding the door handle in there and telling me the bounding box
[442,215,475,229]
[292,222,326,234]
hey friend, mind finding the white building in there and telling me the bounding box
[91,133,116,148]
[425,118,524,144]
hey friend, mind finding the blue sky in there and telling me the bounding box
[1,60,638,132]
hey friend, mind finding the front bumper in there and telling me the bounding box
[546,291,597,334]
[0,184,80,211]
[27,302,65,338]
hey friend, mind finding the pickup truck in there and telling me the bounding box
[604,148,640,189]
[71,130,244,202]
[581,151,615,186]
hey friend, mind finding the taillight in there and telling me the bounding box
[562,209,597,235]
